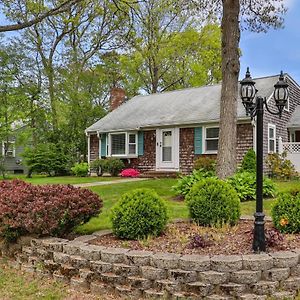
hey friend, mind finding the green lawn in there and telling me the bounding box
[76,178,186,234]
[1,174,121,185]
[76,178,300,234]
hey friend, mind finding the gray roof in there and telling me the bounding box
[288,106,300,128]
[86,75,282,133]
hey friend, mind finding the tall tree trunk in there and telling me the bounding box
[47,67,58,131]
[216,0,240,179]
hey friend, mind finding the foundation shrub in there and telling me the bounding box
[90,159,105,176]
[111,188,168,240]
[0,180,102,241]
[186,178,240,227]
[193,157,216,172]
[272,192,300,233]
[104,158,125,176]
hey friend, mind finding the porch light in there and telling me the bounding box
[273,71,289,117]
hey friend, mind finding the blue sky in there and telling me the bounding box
[240,0,300,83]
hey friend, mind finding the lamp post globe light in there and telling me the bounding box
[240,68,289,252]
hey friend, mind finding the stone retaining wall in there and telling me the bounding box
[5,234,300,300]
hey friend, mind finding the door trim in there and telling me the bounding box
[155,128,180,171]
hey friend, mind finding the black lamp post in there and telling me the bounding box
[240,68,289,252]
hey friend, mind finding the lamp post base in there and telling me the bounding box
[253,212,266,252]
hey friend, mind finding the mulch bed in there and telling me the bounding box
[90,220,300,255]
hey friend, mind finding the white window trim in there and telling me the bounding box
[284,96,290,112]
[2,141,16,158]
[203,126,219,154]
[268,124,276,153]
[108,132,138,158]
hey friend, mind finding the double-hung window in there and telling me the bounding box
[268,124,276,153]
[205,127,219,153]
[109,132,137,157]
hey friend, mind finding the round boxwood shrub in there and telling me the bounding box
[272,192,300,233]
[186,178,241,226]
[111,188,168,240]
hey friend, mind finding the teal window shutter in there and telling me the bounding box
[138,131,144,156]
[194,127,203,154]
[101,133,107,157]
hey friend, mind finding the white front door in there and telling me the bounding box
[156,128,179,170]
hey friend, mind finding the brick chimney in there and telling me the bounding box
[110,87,126,111]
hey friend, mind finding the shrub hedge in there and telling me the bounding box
[0,180,102,241]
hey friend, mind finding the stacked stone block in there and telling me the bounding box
[8,236,300,299]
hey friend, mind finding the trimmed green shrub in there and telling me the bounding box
[227,172,277,202]
[193,157,216,172]
[240,149,256,173]
[186,178,240,227]
[111,188,168,240]
[71,162,89,177]
[272,192,300,233]
[104,158,125,176]
[172,169,216,197]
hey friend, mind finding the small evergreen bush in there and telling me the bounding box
[193,157,216,172]
[105,158,125,176]
[111,188,168,240]
[90,159,106,176]
[240,149,256,173]
[227,172,277,202]
[172,169,216,197]
[71,162,89,177]
[186,178,240,227]
[272,192,300,233]
[0,180,102,241]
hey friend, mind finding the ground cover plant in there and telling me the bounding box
[0,180,102,241]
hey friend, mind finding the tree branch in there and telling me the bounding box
[0,0,83,32]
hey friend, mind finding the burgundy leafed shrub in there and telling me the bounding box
[0,180,102,241]
[120,168,140,178]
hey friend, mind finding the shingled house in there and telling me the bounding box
[85,75,300,175]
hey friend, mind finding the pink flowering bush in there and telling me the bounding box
[0,180,102,241]
[120,168,140,178]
